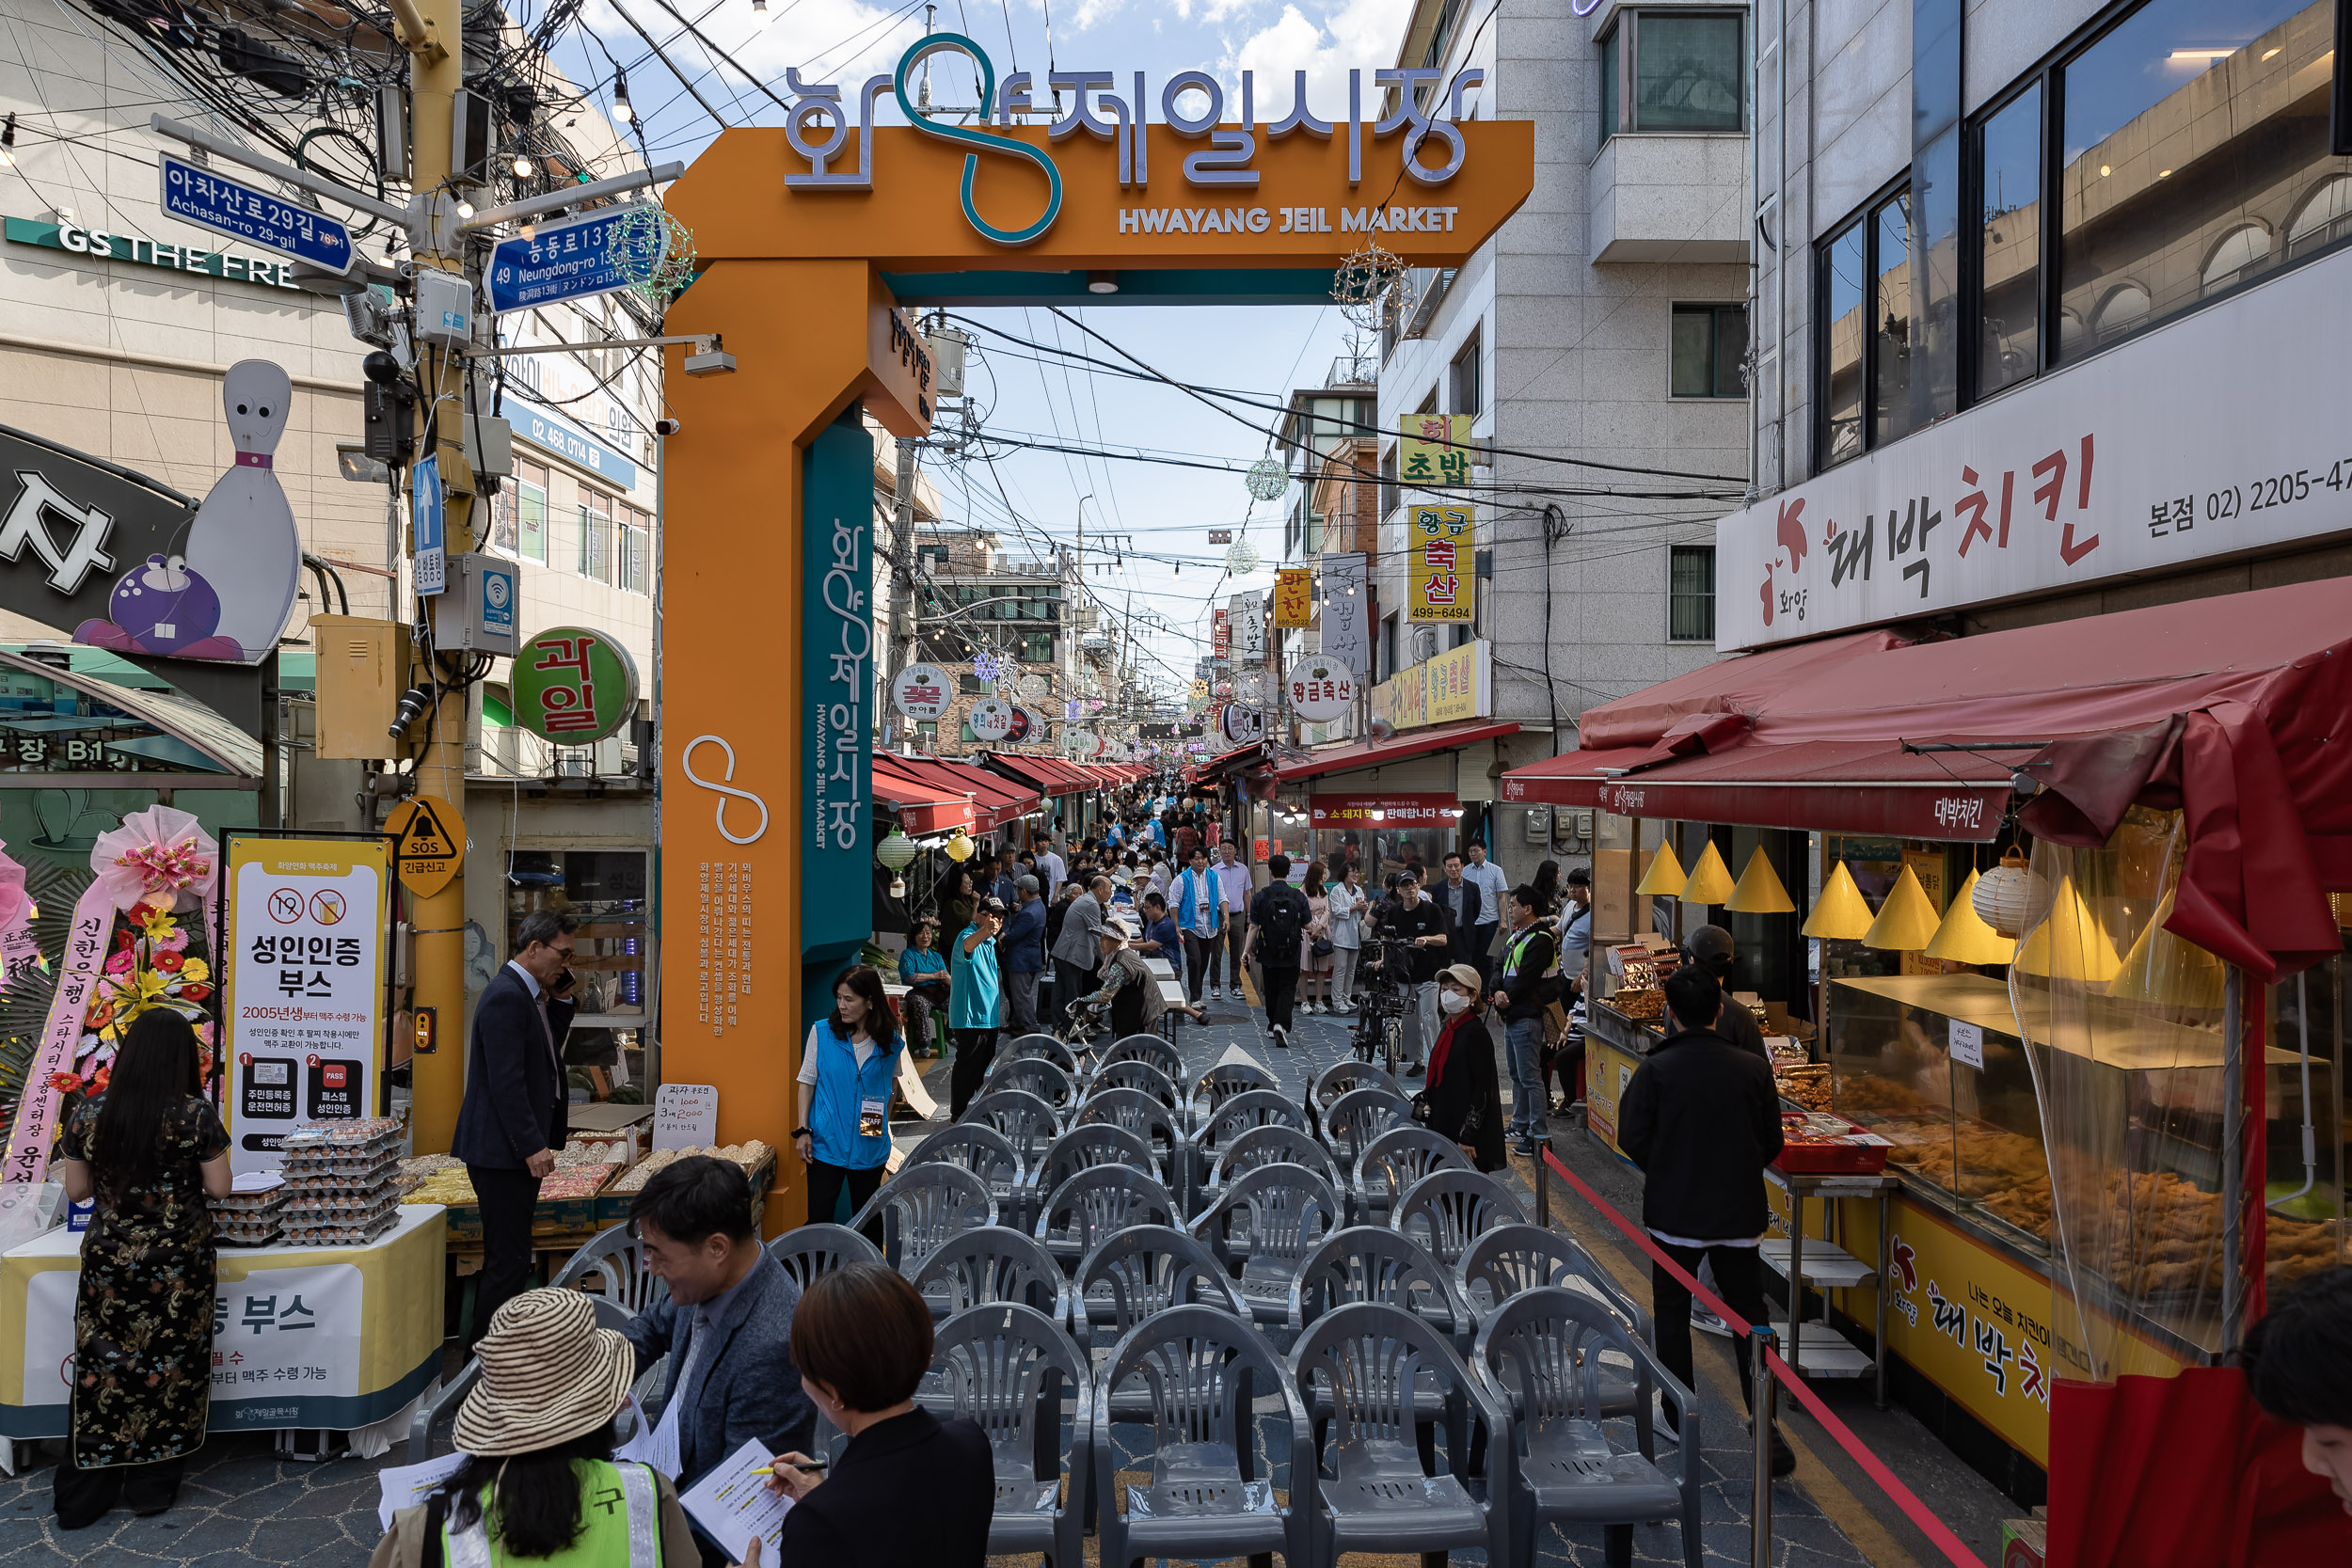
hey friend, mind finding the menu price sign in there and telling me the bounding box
[652,1083,719,1150]
[1948,1021,1984,1070]
[222,837,390,1177]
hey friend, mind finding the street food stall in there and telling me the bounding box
[1503,579,2352,1497]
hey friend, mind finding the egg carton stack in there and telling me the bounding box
[278,1117,405,1246]
[212,1180,290,1247]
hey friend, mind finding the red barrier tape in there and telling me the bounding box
[1540,1148,1989,1568]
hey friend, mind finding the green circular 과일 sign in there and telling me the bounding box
[511,626,642,743]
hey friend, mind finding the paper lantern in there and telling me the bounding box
[1724,847,1796,914]
[2013,877,2122,982]
[874,829,920,871]
[1802,862,1875,940]
[1680,842,1736,904]
[1922,869,2017,966]
[1971,850,2036,938]
[943,831,976,863]
[2108,891,2226,1007]
[1864,865,1943,951]
[1633,844,1687,897]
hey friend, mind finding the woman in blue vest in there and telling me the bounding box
[793,965,903,1235]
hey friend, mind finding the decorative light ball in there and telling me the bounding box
[1244,457,1286,502]
[943,831,975,863]
[1234,668,1271,706]
[1972,850,2037,938]
[1017,672,1048,701]
[1224,541,1260,576]
[875,828,920,871]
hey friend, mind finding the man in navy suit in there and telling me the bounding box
[453,909,578,1345]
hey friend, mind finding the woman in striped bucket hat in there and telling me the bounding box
[368,1289,716,1568]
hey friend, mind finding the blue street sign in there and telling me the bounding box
[156,154,354,275]
[484,205,664,315]
[413,455,446,597]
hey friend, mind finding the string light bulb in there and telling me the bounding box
[455,199,475,219]
[612,67,633,123]
[513,153,534,178]
[0,113,15,168]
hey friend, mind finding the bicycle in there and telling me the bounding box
[1347,937,1418,1076]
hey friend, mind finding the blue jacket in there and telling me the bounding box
[805,1020,901,1170]
[621,1251,816,1488]
[1174,867,1225,935]
[998,895,1047,974]
[949,924,1000,1029]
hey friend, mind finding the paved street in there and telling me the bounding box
[0,986,2003,1566]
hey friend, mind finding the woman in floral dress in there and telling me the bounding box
[51,1009,230,1528]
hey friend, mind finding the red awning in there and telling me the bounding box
[1502,577,2352,978]
[1275,720,1522,783]
[870,755,976,835]
[885,754,1040,832]
[981,752,1094,797]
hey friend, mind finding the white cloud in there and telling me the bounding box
[1224,0,1412,119]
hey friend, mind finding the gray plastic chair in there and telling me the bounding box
[1034,1124,1160,1211]
[1352,1125,1474,1228]
[1192,1087,1311,1168]
[931,1302,1093,1567]
[1097,1033,1183,1081]
[912,1227,1074,1327]
[1309,1060,1404,1134]
[407,1296,649,1465]
[1091,1304,1311,1568]
[1002,1032,1081,1074]
[1319,1086,1407,1175]
[1071,1085,1186,1196]
[1072,1224,1252,1353]
[852,1162,997,1271]
[1290,1300,1511,1568]
[1203,1123,1340,1197]
[962,1087,1063,1174]
[1034,1164,1179,1268]
[1391,1168,1528,1267]
[1457,1224,1654,1346]
[1191,1060,1279,1129]
[905,1121,1027,1222]
[1475,1289,1700,1568]
[987,1054,1077,1111]
[766,1222,883,1291]
[1190,1162,1343,1335]
[1290,1225,1477,1354]
[1084,1057,1184,1117]
[548,1220,668,1315]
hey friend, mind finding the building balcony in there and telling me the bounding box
[1590,133,1749,263]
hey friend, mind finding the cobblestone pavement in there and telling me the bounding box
[0,985,1880,1566]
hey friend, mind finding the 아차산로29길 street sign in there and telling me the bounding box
[157,154,354,276]
[484,205,667,315]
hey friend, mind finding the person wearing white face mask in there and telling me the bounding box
[1411,964,1506,1171]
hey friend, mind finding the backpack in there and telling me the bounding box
[1258,884,1311,963]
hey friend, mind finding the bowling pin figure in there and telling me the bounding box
[180,360,302,660]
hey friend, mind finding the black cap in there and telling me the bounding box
[1687,923,1735,974]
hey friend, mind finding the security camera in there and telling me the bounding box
[653,417,681,436]
[683,335,736,377]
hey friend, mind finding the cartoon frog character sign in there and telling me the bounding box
[74,359,302,663]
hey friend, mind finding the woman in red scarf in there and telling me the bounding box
[1416,963,1508,1172]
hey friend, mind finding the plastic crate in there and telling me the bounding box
[1775,1112,1892,1175]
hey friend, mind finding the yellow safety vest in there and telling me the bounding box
[441,1460,662,1568]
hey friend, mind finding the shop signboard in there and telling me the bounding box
[505,393,639,490]
[1371,639,1489,732]
[1061,726,1096,759]
[1398,413,1472,490]
[1407,503,1474,623]
[800,419,870,964]
[890,661,949,721]
[1220,703,1264,745]
[1234,591,1266,664]
[5,215,321,295]
[1308,793,1454,828]
[157,153,354,275]
[1274,568,1311,627]
[1286,655,1356,721]
[485,204,666,314]
[968,697,1016,739]
[1714,261,2352,653]
[1211,608,1230,658]
[511,626,640,743]
[1318,551,1371,674]
[221,835,391,1177]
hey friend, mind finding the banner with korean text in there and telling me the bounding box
[222,835,391,1177]
[1398,413,1472,491]
[1274,568,1312,627]
[1407,503,1474,622]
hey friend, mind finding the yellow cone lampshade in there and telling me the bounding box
[1724,847,1797,914]
[1634,843,1688,896]
[1680,841,1737,904]
[1922,869,2017,965]
[2109,892,2226,1007]
[1802,862,1876,940]
[2014,877,2123,982]
[1864,864,1943,951]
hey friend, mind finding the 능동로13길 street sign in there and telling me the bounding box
[485,206,667,315]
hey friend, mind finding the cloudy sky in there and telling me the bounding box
[548,0,1418,696]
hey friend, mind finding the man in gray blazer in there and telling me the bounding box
[622,1156,814,1564]
[1050,874,1111,1026]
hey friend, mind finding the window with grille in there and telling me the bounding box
[1669,545,1715,641]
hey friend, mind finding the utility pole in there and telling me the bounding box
[890,433,918,681]
[386,0,472,1154]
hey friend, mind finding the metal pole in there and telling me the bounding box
[1752,1326,1778,1568]
[1535,1138,1549,1227]
[890,435,918,676]
[2221,964,2244,1351]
